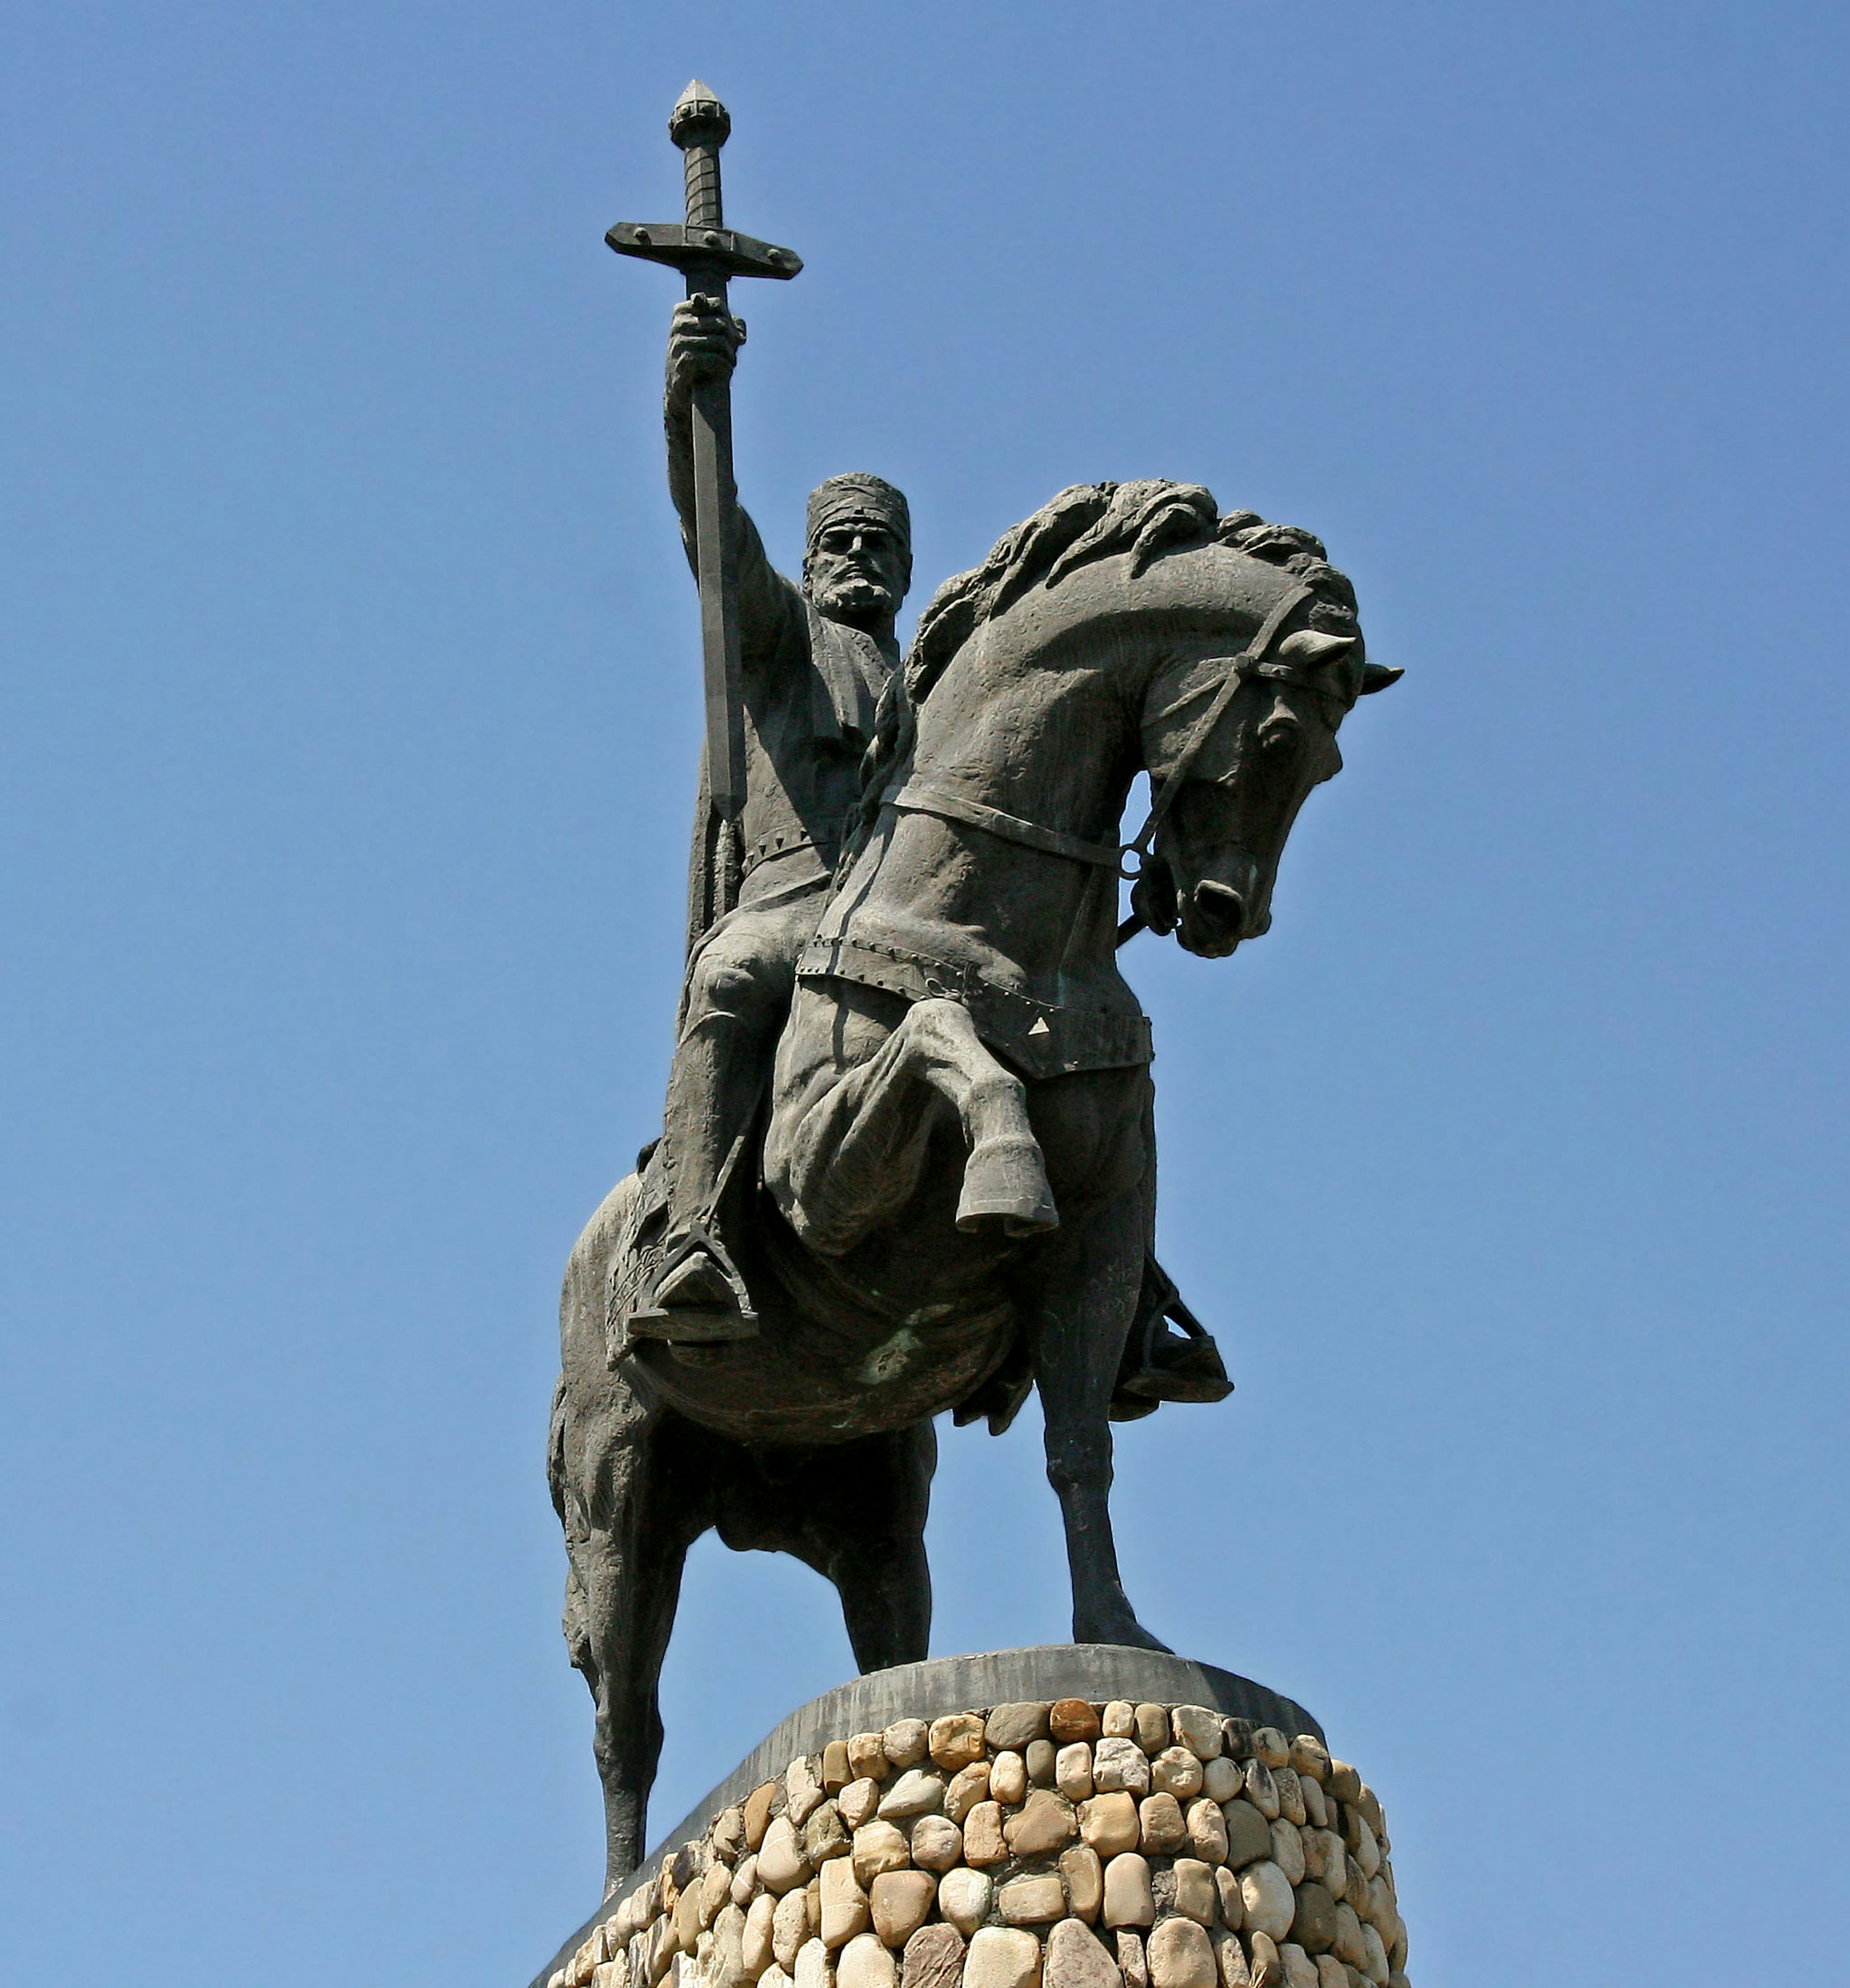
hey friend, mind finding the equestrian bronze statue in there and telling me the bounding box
[551,84,1401,1893]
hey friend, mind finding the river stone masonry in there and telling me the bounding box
[547,1703,1409,1988]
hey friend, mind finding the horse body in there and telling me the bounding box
[550,484,1388,1888]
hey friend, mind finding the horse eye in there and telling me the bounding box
[1258,721,1298,759]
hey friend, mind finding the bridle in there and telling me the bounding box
[1118,578,1322,879]
[883,579,1331,909]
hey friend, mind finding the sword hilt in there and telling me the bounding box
[670,80,729,236]
[607,80,801,286]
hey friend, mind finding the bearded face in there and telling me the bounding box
[804,519,911,627]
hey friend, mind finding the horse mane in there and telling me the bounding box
[905,480,1348,707]
[849,481,1354,845]
[907,482,1202,705]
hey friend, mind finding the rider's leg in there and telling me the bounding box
[662,926,792,1237]
[648,897,813,1327]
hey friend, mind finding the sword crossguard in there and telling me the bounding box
[608,80,802,287]
[606,221,801,284]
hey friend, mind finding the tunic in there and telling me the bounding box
[684,510,896,952]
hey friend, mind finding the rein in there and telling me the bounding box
[883,580,1321,923]
[888,775,1136,875]
[1121,580,1316,868]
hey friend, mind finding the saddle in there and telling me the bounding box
[608,1143,1233,1421]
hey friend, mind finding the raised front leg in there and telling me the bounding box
[768,989,1056,1256]
[1022,1187,1172,1651]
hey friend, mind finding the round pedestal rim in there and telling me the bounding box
[533,1644,1321,1988]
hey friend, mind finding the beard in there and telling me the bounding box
[812,570,899,619]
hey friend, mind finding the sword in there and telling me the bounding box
[607,80,803,821]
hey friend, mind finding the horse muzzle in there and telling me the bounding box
[1179,878,1269,957]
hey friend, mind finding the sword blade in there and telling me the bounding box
[687,336,747,819]
[673,83,748,826]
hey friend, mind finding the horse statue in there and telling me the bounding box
[549,479,1399,1887]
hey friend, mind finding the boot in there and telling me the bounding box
[1109,1256,1233,1419]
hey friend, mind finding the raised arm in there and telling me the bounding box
[664,295,801,660]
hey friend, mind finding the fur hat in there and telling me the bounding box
[805,473,911,549]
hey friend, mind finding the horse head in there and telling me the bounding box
[1136,585,1401,958]
[886,480,1400,963]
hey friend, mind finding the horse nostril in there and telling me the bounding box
[1192,880,1246,936]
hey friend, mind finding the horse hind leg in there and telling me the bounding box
[737,1422,937,1672]
[575,1414,713,1890]
[556,1221,710,1888]
[773,995,1056,1255]
[824,1420,937,1671]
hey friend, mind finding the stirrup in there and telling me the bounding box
[1110,1256,1233,1419]
[627,1227,760,1345]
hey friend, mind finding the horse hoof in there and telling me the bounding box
[1075,1617,1174,1654]
[956,1135,1058,1237]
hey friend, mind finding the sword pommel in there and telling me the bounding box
[668,79,730,151]
[608,84,801,281]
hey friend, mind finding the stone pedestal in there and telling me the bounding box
[535,1648,1409,1988]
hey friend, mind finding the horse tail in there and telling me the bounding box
[548,1372,595,1677]
[546,1370,569,1523]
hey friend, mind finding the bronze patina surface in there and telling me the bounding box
[555,82,1401,1896]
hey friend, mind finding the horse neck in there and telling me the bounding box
[916,609,1150,831]
[900,616,1154,984]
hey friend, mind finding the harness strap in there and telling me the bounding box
[888,775,1130,871]
[1126,579,1315,860]
[884,579,1319,906]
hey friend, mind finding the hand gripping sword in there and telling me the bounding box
[607,80,803,821]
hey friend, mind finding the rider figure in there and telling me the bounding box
[636,294,911,1343]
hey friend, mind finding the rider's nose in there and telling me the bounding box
[1192,879,1247,941]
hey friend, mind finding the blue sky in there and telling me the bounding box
[2,4,1845,1984]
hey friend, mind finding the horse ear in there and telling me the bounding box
[1276,629,1356,663]
[1360,662,1404,695]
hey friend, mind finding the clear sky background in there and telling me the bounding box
[3,3,1845,1984]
